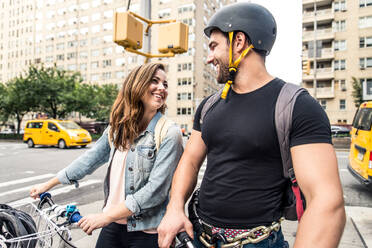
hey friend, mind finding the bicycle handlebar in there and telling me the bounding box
[38,192,83,224]
[176,232,195,248]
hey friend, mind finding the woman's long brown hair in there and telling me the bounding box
[109,63,166,149]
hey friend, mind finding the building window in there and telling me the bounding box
[80,63,87,71]
[46,45,53,52]
[91,37,100,45]
[158,8,171,18]
[80,39,88,47]
[177,77,192,85]
[116,71,125,79]
[359,16,372,29]
[359,57,372,69]
[334,60,346,70]
[91,74,99,81]
[67,41,77,48]
[67,52,77,60]
[333,20,346,32]
[178,4,194,14]
[56,54,64,61]
[102,72,111,80]
[91,61,99,69]
[102,59,111,68]
[320,100,327,110]
[360,0,372,7]
[80,51,88,59]
[334,0,346,11]
[336,79,346,91]
[177,107,192,115]
[177,92,192,100]
[56,42,64,50]
[339,99,346,110]
[103,47,113,55]
[334,40,346,51]
[91,49,100,57]
[360,37,372,48]
[67,64,76,71]
[361,78,372,97]
[45,56,53,63]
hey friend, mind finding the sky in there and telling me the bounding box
[237,0,303,84]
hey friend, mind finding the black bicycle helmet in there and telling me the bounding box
[204,2,277,56]
[0,204,37,248]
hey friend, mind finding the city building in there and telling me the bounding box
[302,0,372,124]
[0,0,236,133]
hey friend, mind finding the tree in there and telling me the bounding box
[28,65,83,119]
[0,83,10,125]
[81,84,119,122]
[352,77,363,108]
[4,77,38,133]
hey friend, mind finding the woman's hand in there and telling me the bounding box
[30,177,60,199]
[29,183,52,199]
[78,213,113,235]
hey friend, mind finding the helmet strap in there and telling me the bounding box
[221,31,254,99]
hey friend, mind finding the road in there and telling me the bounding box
[0,141,370,209]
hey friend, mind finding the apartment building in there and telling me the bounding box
[302,0,372,124]
[0,0,235,133]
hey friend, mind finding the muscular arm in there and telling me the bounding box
[291,143,346,248]
[168,130,207,209]
[158,129,207,247]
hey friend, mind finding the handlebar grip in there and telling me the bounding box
[176,232,194,248]
[39,192,51,201]
[69,212,82,223]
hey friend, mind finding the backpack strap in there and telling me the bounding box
[275,83,306,179]
[275,83,307,221]
[154,116,174,151]
[200,89,223,125]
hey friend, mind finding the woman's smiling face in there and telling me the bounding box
[141,69,168,112]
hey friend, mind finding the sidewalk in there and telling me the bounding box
[71,200,371,248]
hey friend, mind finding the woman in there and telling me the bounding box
[30,63,183,248]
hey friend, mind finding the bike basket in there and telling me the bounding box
[0,203,72,248]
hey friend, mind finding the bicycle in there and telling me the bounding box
[175,232,195,248]
[0,192,82,248]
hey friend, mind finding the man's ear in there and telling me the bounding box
[233,32,248,53]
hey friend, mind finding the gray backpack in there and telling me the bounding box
[200,83,307,221]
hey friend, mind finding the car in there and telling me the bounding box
[348,102,372,188]
[23,119,92,149]
[331,125,350,136]
[0,129,15,134]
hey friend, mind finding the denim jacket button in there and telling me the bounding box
[128,167,133,171]
[131,147,135,152]
[132,223,136,227]
[130,186,134,190]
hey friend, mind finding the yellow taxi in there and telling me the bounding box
[348,101,372,187]
[23,119,92,149]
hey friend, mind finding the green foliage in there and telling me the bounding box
[4,77,38,133]
[27,64,83,119]
[1,65,119,132]
[87,84,119,122]
[0,83,9,124]
[0,133,23,140]
[352,77,363,107]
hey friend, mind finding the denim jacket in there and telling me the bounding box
[56,112,183,231]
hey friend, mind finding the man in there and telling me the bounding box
[158,3,346,248]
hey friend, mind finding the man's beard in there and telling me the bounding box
[217,60,230,84]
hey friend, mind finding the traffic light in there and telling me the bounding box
[302,60,311,75]
[158,22,189,54]
[113,12,143,50]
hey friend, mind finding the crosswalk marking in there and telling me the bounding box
[9,179,102,208]
[0,174,54,188]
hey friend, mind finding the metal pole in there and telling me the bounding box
[313,1,317,99]
[141,0,151,62]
